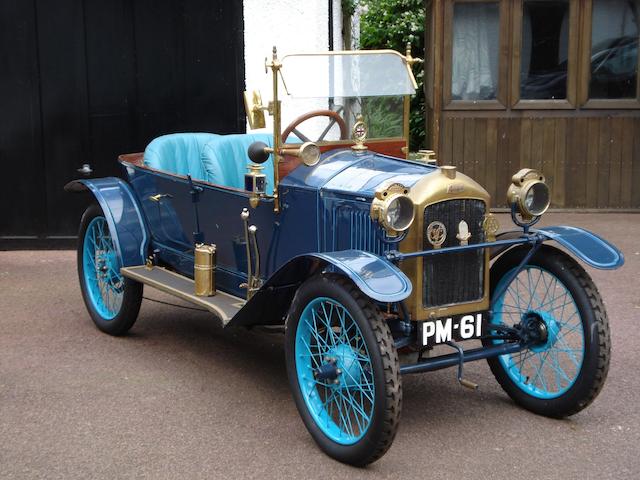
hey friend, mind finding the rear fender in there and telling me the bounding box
[227,250,412,328]
[491,226,624,270]
[65,178,149,267]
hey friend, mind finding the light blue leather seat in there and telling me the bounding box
[143,132,277,193]
[143,133,219,182]
[201,133,274,193]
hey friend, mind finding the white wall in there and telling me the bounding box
[243,0,343,132]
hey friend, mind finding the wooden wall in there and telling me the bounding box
[438,113,640,209]
[425,0,640,210]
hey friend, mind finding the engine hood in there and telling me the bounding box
[280,149,437,196]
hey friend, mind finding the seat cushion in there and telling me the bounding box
[201,133,275,193]
[143,132,297,194]
[143,133,219,181]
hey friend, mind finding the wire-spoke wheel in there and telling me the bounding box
[486,245,610,417]
[285,274,401,466]
[77,204,142,335]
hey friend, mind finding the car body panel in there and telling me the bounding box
[117,149,433,301]
[281,149,436,193]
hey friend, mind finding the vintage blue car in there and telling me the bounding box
[66,48,624,466]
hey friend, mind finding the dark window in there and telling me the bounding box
[590,0,639,99]
[451,2,500,100]
[520,0,570,100]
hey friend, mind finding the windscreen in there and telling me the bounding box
[280,51,416,98]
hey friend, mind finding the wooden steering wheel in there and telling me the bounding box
[281,109,348,143]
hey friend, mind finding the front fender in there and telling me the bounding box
[310,250,412,302]
[492,226,624,270]
[226,250,412,328]
[534,226,624,270]
[65,177,149,267]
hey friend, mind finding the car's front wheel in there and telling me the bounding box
[77,204,143,335]
[285,274,402,466]
[486,245,610,417]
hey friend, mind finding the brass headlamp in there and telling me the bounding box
[370,183,415,237]
[507,169,550,220]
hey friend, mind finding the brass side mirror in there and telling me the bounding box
[243,90,266,129]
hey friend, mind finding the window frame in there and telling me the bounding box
[439,0,640,112]
[510,0,580,110]
[442,0,510,110]
[578,0,640,109]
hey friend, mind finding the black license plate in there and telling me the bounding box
[418,312,485,346]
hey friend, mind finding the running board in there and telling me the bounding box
[120,265,244,326]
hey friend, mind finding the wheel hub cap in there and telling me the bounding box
[523,311,561,353]
[314,344,362,388]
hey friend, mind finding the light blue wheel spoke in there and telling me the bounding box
[558,309,579,326]
[313,309,335,347]
[530,350,551,391]
[341,368,374,403]
[320,388,339,412]
[304,318,331,352]
[338,393,356,437]
[338,389,366,432]
[295,297,375,445]
[552,350,562,391]
[536,295,572,314]
[558,288,569,322]
[549,350,572,384]
[559,319,582,336]
[554,334,582,368]
[491,265,585,399]
[525,269,542,310]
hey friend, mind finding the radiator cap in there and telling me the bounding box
[440,165,457,179]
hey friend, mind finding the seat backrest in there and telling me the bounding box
[143,133,219,181]
[201,133,275,193]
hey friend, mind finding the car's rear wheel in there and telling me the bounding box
[486,246,610,417]
[285,274,402,466]
[77,204,142,335]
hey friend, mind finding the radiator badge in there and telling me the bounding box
[456,220,471,246]
[426,221,447,249]
[482,213,500,242]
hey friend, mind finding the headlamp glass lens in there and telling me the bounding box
[524,182,550,216]
[384,196,414,231]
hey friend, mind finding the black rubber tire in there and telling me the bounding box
[285,274,402,466]
[77,204,143,336]
[486,245,610,418]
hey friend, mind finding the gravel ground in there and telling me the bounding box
[0,212,638,479]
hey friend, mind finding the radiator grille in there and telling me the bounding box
[422,199,486,308]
